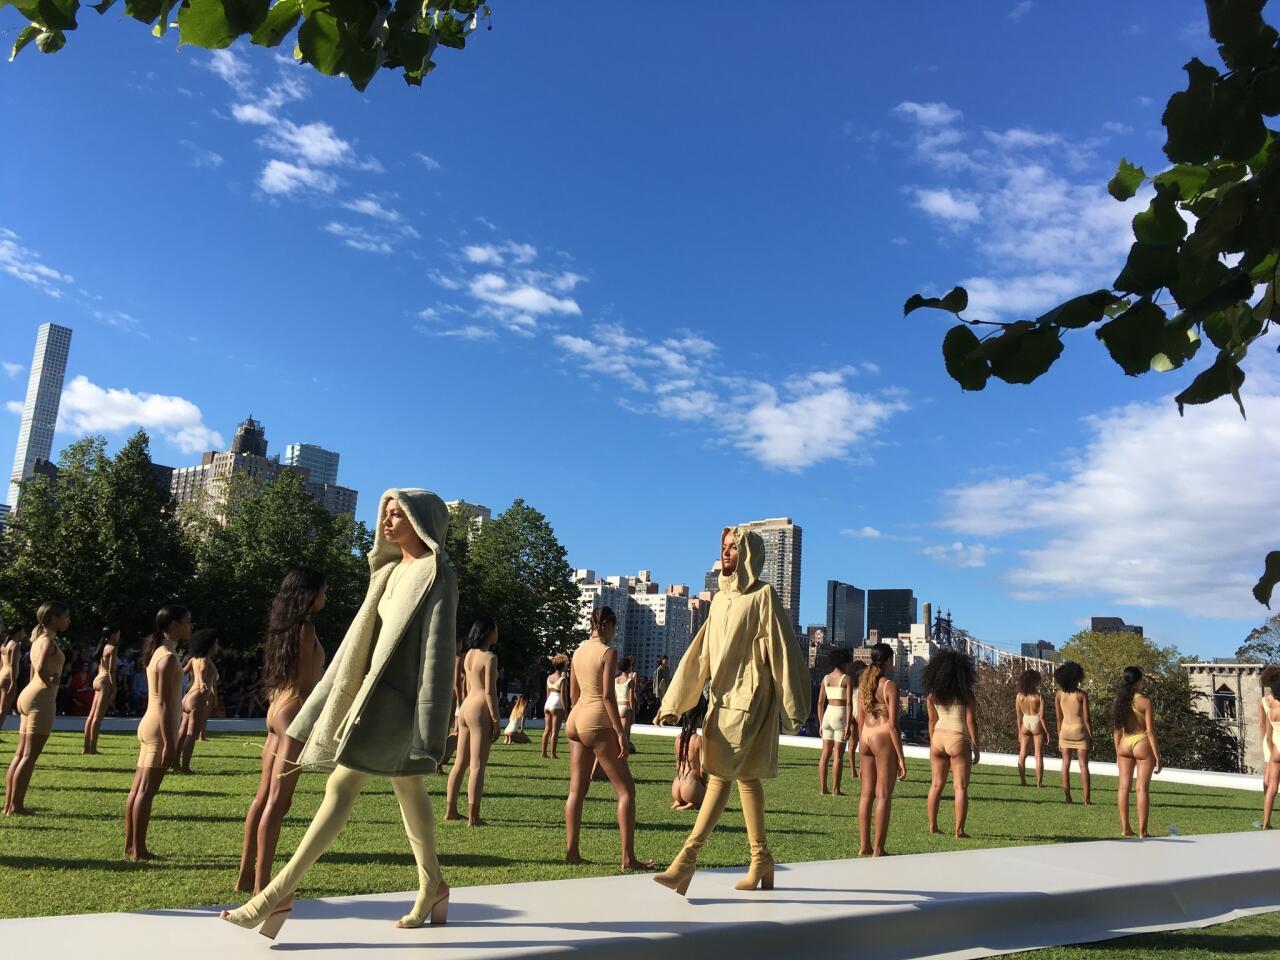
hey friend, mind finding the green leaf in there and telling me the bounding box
[1107,158,1146,201]
[250,0,300,46]
[435,12,466,48]
[1153,163,1211,201]
[150,0,178,36]
[34,25,64,50]
[1174,351,1246,416]
[177,0,268,46]
[1202,301,1260,351]
[1163,59,1220,164]
[124,0,164,22]
[297,9,342,74]
[1149,319,1201,373]
[89,0,115,11]
[1253,551,1280,608]
[1132,185,1188,245]
[1206,0,1279,73]
[904,286,968,317]
[941,325,989,391]
[1213,70,1269,162]
[9,22,39,59]
[1035,289,1118,330]
[976,323,1064,385]
[1113,242,1179,296]
[1096,299,1167,376]
[35,0,76,29]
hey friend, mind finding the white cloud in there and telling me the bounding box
[894,101,962,126]
[844,526,884,539]
[0,227,73,298]
[262,121,353,167]
[231,103,276,125]
[958,272,1084,323]
[5,400,21,415]
[3,362,23,379]
[462,241,538,266]
[1009,0,1033,19]
[58,375,224,454]
[912,187,981,223]
[414,152,441,170]
[469,272,580,316]
[923,541,998,568]
[436,325,495,340]
[984,128,1058,150]
[464,244,504,265]
[324,222,393,254]
[259,160,338,196]
[180,140,224,168]
[207,49,251,96]
[341,196,402,223]
[93,310,144,335]
[939,363,1280,618]
[1102,121,1133,135]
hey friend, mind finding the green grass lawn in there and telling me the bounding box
[0,730,1271,957]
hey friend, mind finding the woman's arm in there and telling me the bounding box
[159,656,181,766]
[1080,691,1093,741]
[1261,701,1274,762]
[966,695,981,763]
[886,679,907,778]
[843,675,856,741]
[926,694,938,739]
[30,639,55,684]
[1142,694,1161,772]
[1014,693,1024,738]
[598,648,627,757]
[485,653,500,729]
[817,681,828,717]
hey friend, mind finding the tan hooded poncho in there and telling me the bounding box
[287,488,457,777]
[659,526,811,780]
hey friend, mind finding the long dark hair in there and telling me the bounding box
[617,655,635,676]
[262,567,326,699]
[858,642,894,715]
[590,606,617,636]
[1055,660,1084,693]
[92,626,120,666]
[465,616,497,652]
[1262,664,1280,694]
[188,628,218,658]
[922,649,976,705]
[1110,665,1144,730]
[143,604,190,667]
[1017,668,1042,695]
[32,600,69,642]
[677,697,707,775]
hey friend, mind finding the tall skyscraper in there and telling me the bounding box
[866,588,917,641]
[826,580,865,647]
[739,517,803,635]
[231,416,268,456]
[7,323,72,510]
[284,443,340,486]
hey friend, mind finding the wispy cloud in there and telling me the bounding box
[0,227,74,299]
[923,541,998,568]
[324,222,394,254]
[259,160,338,196]
[58,375,224,454]
[1008,1,1033,20]
[180,140,224,168]
[3,362,23,379]
[341,195,402,222]
[4,400,21,415]
[414,152,441,171]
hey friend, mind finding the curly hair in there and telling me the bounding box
[1055,660,1085,693]
[826,647,852,671]
[550,653,569,671]
[1017,668,1042,695]
[187,628,218,658]
[922,649,976,705]
[262,567,326,699]
[1260,664,1280,691]
[1110,665,1144,730]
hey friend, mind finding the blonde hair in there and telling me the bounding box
[858,642,894,716]
[551,654,569,671]
[32,601,69,642]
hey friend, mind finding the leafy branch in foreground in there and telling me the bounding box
[5,0,491,91]
[905,0,1280,607]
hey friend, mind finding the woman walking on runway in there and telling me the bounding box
[445,617,500,826]
[1015,668,1047,788]
[236,567,328,893]
[222,489,457,938]
[5,602,70,816]
[124,605,189,859]
[542,654,569,759]
[924,650,980,839]
[1054,661,1092,805]
[817,647,855,796]
[654,527,810,895]
[857,642,907,857]
[174,629,220,773]
[83,626,120,754]
[1112,666,1161,838]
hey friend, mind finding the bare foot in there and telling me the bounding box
[468,818,486,828]
[954,831,971,839]
[564,851,586,865]
[928,826,942,835]
[4,807,32,816]
[1139,831,1152,839]
[444,810,462,821]
[1063,795,1074,804]
[872,848,889,858]
[857,847,872,857]
[130,850,160,861]
[622,858,656,872]
[820,789,830,796]
[1121,830,1137,838]
[1083,799,1093,806]
[833,789,846,796]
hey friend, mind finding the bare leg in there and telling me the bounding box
[926,750,949,834]
[444,722,472,820]
[872,740,896,856]
[564,738,594,864]
[1116,753,1136,837]
[124,766,144,855]
[1017,732,1029,786]
[857,748,876,856]
[549,712,563,759]
[819,740,832,794]
[4,732,48,814]
[466,716,492,826]
[1060,747,1074,803]
[4,731,27,814]
[1079,745,1092,804]
[1263,761,1279,829]
[951,749,972,838]
[237,733,278,892]
[129,766,168,859]
[174,711,194,773]
[84,690,105,753]
[1033,733,1045,788]
[832,742,846,795]
[1134,741,1156,837]
[594,745,647,869]
[254,736,304,892]
[541,712,553,757]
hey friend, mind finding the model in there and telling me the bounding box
[83,626,120,754]
[174,629,220,773]
[236,567,328,894]
[654,654,670,703]
[1015,668,1046,788]
[614,655,637,750]
[857,642,907,857]
[845,660,866,783]
[671,698,707,810]
[542,654,569,759]
[563,606,653,871]
[817,647,854,796]
[654,526,810,895]
[222,489,457,938]
[4,602,70,816]
[502,694,529,744]
[1054,661,1092,804]
[124,605,188,859]
[0,623,24,732]
[1261,665,1280,829]
[445,617,500,826]
[923,649,981,839]
[1112,666,1162,838]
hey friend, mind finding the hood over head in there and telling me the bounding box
[718,526,765,595]
[369,488,450,572]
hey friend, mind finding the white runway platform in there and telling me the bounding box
[3,831,1277,959]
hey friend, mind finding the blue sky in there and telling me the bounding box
[2,1,1277,659]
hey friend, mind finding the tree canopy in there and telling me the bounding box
[905,0,1280,608]
[5,0,490,91]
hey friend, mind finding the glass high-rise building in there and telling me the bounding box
[284,442,341,486]
[866,588,917,641]
[738,517,803,635]
[7,323,72,510]
[826,580,865,647]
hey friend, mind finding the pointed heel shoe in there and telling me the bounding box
[734,852,775,891]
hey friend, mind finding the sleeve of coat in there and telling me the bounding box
[411,565,458,761]
[659,618,711,719]
[764,588,811,735]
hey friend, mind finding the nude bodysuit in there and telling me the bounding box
[137,649,179,768]
[566,640,611,743]
[1058,691,1088,750]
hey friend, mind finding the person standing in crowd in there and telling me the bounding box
[130,655,150,716]
[0,623,24,735]
[614,656,637,752]
[671,698,707,811]
[542,654,569,760]
[817,647,855,797]
[502,694,529,744]
[857,642,907,857]
[653,654,670,704]
[4,602,70,816]
[563,606,653,871]
[1260,665,1280,830]
[654,527,810,895]
[236,567,328,894]
[1015,668,1047,788]
[174,629,220,773]
[1113,666,1161,838]
[445,617,500,827]
[83,627,120,754]
[845,660,866,784]
[923,650,980,839]
[222,490,457,938]
[68,658,95,715]
[1054,661,1092,805]
[124,605,189,859]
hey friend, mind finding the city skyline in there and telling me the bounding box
[2,2,1275,660]
[6,322,71,509]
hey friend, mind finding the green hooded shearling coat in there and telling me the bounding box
[658,526,811,780]
[287,488,458,777]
